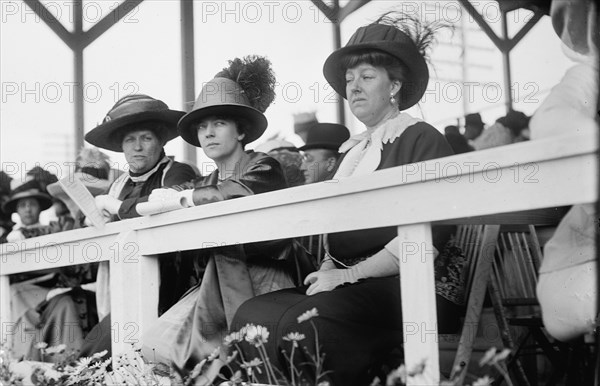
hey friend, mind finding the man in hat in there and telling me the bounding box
[299,123,350,184]
[84,94,196,220]
[463,112,485,147]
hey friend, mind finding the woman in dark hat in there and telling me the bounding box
[142,55,309,376]
[2,179,54,242]
[232,13,461,385]
[78,94,197,357]
[84,94,196,220]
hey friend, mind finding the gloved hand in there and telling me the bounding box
[304,268,359,296]
[148,188,179,202]
[319,257,337,271]
[94,195,122,217]
[148,188,195,208]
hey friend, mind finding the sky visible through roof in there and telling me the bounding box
[0,0,571,179]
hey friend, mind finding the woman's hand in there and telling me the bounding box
[148,188,179,202]
[94,195,122,217]
[319,258,337,271]
[149,188,195,207]
[304,268,358,296]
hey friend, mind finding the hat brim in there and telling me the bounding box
[323,42,429,111]
[85,110,185,152]
[2,191,53,214]
[299,143,341,152]
[178,104,268,147]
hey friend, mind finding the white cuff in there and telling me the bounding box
[180,189,195,207]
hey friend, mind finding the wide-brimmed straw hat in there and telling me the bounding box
[178,77,268,147]
[85,94,185,152]
[323,24,429,110]
[299,123,350,151]
[2,179,53,214]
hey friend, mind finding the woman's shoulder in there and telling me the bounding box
[246,151,282,167]
[402,121,446,141]
[382,120,454,164]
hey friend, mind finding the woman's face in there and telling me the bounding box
[16,197,41,226]
[345,63,401,127]
[196,116,245,164]
[122,129,163,174]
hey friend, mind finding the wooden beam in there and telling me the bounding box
[506,10,544,51]
[180,0,197,165]
[338,0,371,23]
[83,0,145,48]
[309,0,338,22]
[21,0,76,49]
[458,0,506,51]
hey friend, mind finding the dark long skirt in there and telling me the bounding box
[231,276,461,386]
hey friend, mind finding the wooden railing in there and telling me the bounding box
[1,131,597,385]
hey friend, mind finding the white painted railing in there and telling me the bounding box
[1,131,597,385]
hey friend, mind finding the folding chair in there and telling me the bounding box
[448,224,501,384]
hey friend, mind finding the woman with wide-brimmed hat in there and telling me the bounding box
[141,55,311,377]
[232,13,461,385]
[2,178,54,242]
[84,94,197,220]
[77,94,197,358]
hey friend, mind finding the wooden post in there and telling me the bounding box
[0,275,12,347]
[398,223,439,385]
[109,230,159,360]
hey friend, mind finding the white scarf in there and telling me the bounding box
[334,113,422,178]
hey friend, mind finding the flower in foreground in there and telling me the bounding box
[34,342,48,350]
[224,331,243,346]
[240,358,263,370]
[244,324,270,347]
[282,332,306,347]
[297,308,319,323]
[473,375,493,386]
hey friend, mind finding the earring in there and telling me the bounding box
[390,93,396,105]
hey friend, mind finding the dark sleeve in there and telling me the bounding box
[394,122,455,165]
[190,155,287,205]
[118,162,197,219]
[163,162,198,187]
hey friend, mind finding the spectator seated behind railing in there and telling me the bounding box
[47,147,113,229]
[141,55,315,377]
[0,171,14,244]
[531,0,598,342]
[444,124,473,154]
[232,13,463,386]
[3,176,99,361]
[471,109,530,150]
[2,179,54,243]
[299,123,350,184]
[254,139,306,187]
[77,94,197,357]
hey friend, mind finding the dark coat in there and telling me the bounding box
[116,160,196,218]
[328,121,455,260]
